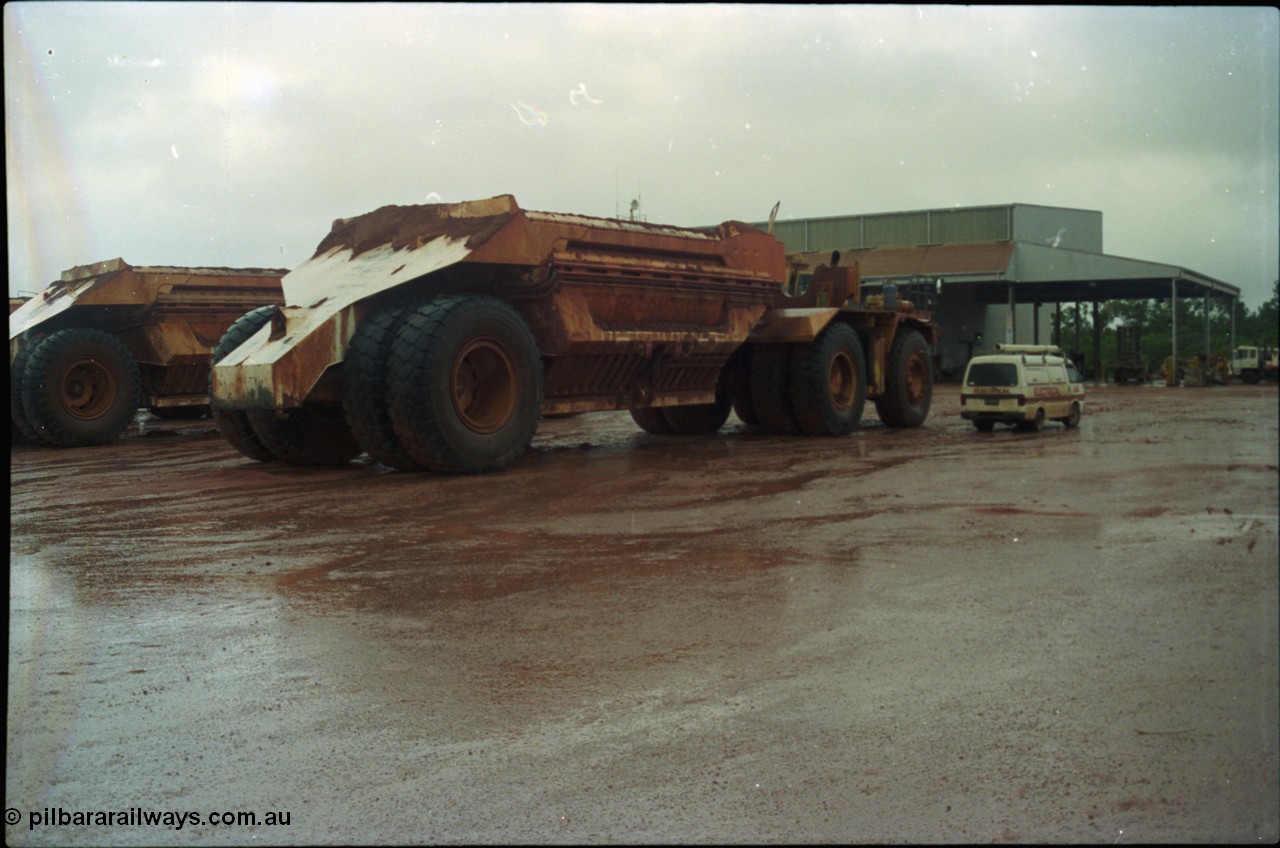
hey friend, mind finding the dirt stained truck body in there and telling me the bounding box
[10,259,286,447]
[209,195,939,472]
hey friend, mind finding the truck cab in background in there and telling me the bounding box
[1231,346,1279,384]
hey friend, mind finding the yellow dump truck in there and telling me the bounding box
[209,195,939,472]
[10,259,285,447]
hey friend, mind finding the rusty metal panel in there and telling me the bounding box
[10,260,286,343]
[211,303,361,410]
[837,242,1016,278]
[212,195,789,410]
[747,308,841,344]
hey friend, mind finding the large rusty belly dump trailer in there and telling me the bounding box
[10,260,285,447]
[209,195,939,473]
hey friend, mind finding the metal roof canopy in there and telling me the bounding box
[808,241,1240,305]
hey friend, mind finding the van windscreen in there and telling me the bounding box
[967,362,1019,387]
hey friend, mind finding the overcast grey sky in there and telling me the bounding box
[5,3,1278,307]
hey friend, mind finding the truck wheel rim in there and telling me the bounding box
[828,351,856,411]
[452,338,518,434]
[58,357,117,421]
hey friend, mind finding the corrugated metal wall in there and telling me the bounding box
[762,204,1101,254]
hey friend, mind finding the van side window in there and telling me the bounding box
[967,363,1019,387]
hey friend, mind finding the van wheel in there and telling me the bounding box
[388,295,543,473]
[210,306,278,462]
[1064,403,1081,428]
[974,420,995,432]
[1019,408,1046,432]
[22,327,141,447]
[789,322,866,436]
[630,405,676,434]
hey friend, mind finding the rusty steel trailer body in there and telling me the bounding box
[10,259,286,447]
[209,195,939,472]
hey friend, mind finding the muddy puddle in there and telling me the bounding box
[8,385,1278,844]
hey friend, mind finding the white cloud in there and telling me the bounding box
[5,3,1277,306]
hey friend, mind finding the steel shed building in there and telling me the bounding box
[757,203,1240,378]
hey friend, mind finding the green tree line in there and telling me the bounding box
[1050,280,1278,378]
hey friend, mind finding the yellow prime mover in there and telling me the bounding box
[10,259,285,447]
[208,195,940,473]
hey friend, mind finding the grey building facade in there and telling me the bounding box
[755,203,1239,378]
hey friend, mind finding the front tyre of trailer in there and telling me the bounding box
[11,343,43,444]
[660,377,732,435]
[21,328,141,447]
[209,306,278,463]
[748,343,799,434]
[148,405,210,420]
[723,345,759,426]
[246,404,363,466]
[388,295,543,474]
[788,322,867,437]
[630,405,676,434]
[343,304,423,471]
[875,329,932,428]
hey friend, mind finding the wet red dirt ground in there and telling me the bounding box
[8,384,1279,844]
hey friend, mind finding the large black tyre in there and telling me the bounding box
[749,343,800,434]
[246,404,363,466]
[148,405,211,420]
[21,328,141,447]
[630,405,676,434]
[723,345,758,426]
[875,329,933,428]
[662,375,733,435]
[788,322,866,437]
[387,295,543,474]
[210,306,278,462]
[10,342,43,444]
[343,304,423,470]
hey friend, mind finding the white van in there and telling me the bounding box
[960,344,1084,432]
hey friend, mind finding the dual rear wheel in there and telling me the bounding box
[384,295,543,473]
[734,325,931,436]
[214,296,544,473]
[635,325,932,438]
